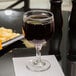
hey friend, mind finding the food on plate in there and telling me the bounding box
[0,27,20,43]
[0,40,2,50]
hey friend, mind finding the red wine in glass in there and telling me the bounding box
[22,10,55,72]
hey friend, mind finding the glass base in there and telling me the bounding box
[26,59,51,72]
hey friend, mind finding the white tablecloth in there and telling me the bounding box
[13,55,65,76]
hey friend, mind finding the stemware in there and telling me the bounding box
[22,10,55,72]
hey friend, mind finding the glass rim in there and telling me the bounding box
[23,10,54,22]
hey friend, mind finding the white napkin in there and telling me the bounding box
[13,55,65,76]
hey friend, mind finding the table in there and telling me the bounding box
[0,9,69,76]
[0,48,64,76]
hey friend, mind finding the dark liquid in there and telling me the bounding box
[22,15,54,41]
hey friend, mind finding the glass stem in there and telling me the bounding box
[35,44,42,63]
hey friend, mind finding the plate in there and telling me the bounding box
[2,34,24,47]
[0,27,24,48]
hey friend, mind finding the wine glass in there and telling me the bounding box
[22,10,55,72]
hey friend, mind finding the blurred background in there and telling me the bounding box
[0,0,72,11]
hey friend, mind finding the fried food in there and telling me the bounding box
[0,40,2,50]
[0,27,20,43]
